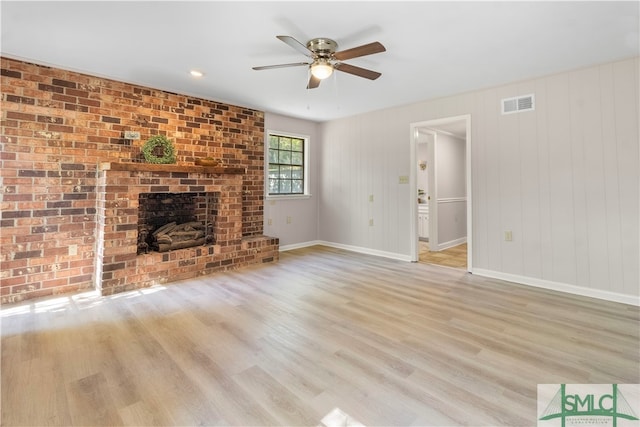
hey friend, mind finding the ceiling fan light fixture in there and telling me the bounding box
[310,60,333,80]
[253,35,385,88]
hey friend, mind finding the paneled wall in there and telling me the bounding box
[434,133,467,249]
[319,57,639,303]
[319,109,410,257]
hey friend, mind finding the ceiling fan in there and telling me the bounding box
[252,35,386,89]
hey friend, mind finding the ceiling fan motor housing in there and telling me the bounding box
[307,38,338,58]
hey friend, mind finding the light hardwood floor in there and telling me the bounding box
[2,245,638,426]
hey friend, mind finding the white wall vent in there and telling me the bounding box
[501,94,535,114]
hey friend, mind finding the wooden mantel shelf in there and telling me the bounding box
[100,162,245,175]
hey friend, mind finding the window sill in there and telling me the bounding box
[266,194,312,201]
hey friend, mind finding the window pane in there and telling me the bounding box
[279,137,291,150]
[279,165,291,179]
[279,150,291,164]
[291,152,303,165]
[269,149,279,163]
[291,139,303,151]
[291,166,303,179]
[269,136,279,149]
[268,165,279,178]
[292,180,303,193]
[280,180,291,193]
[269,179,279,193]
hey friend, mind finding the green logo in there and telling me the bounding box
[539,384,639,427]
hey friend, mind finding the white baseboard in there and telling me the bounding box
[435,236,467,251]
[318,241,413,262]
[473,268,640,307]
[279,241,323,252]
[280,240,412,262]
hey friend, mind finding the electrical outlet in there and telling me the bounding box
[69,244,78,256]
[369,194,374,202]
[398,175,409,184]
[505,231,513,241]
[267,218,272,226]
[286,216,292,224]
[369,219,374,226]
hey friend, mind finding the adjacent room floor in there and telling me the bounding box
[2,245,638,426]
[419,241,467,270]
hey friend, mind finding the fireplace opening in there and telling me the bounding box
[137,192,217,254]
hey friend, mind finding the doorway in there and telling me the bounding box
[410,115,471,272]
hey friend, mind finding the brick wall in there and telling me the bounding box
[1,57,273,303]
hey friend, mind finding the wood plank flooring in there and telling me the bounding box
[2,245,639,426]
[419,242,467,269]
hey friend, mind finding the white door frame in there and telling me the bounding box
[409,114,472,272]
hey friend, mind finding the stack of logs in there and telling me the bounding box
[150,221,209,252]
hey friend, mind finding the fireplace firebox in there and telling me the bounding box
[95,162,279,296]
[137,192,217,253]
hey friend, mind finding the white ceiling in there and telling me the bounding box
[2,1,638,122]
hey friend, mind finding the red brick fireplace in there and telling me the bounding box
[1,57,279,303]
[96,162,278,295]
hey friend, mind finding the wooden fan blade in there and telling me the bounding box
[276,35,314,58]
[307,75,321,89]
[334,41,386,61]
[334,63,381,80]
[252,62,310,71]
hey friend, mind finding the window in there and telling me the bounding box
[267,133,307,196]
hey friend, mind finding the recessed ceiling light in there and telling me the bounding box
[190,70,204,77]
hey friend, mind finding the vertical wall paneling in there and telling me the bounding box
[472,91,489,269]
[317,57,639,303]
[569,68,595,288]
[534,78,555,282]
[497,84,524,275]
[612,59,639,296]
[598,63,624,291]
[573,67,609,290]
[346,119,358,245]
[544,72,578,286]
[518,81,543,279]
[435,133,466,249]
[387,115,406,254]
[483,89,504,272]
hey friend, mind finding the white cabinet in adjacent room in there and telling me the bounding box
[418,205,429,239]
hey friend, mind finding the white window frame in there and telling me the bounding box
[265,130,311,200]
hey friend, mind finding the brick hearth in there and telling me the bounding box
[96,162,278,295]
